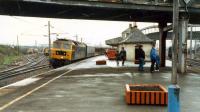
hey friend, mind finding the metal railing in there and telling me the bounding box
[39,0,172,5]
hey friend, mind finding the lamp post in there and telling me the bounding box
[190,26,193,59]
[168,0,180,112]
[44,21,53,67]
[48,21,51,67]
[17,35,19,56]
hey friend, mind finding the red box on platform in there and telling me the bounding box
[96,60,106,65]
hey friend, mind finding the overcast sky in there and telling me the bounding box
[0,15,157,47]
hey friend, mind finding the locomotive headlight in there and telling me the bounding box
[61,56,64,59]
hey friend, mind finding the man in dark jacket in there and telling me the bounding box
[115,50,120,66]
[119,47,126,66]
[137,45,145,71]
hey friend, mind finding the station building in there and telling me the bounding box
[106,24,155,61]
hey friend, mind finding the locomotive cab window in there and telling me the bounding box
[53,42,62,48]
[63,43,71,49]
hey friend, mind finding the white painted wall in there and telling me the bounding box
[142,44,152,61]
[118,43,152,61]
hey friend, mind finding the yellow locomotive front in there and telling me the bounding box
[50,39,73,67]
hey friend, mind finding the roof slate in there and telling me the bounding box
[105,27,154,45]
[120,28,154,44]
[105,37,123,46]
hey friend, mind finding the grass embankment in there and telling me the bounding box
[2,55,21,65]
[0,45,22,68]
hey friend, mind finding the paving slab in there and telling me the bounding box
[0,56,199,112]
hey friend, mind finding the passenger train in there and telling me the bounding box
[49,38,105,68]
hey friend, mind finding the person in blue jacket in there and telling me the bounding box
[150,44,157,72]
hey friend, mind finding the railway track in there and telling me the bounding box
[0,55,47,73]
[0,55,49,85]
[194,53,200,59]
[187,58,200,73]
[0,64,49,80]
[187,58,200,67]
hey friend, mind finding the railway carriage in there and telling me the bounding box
[86,46,95,57]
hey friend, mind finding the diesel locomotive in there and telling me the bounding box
[49,38,97,68]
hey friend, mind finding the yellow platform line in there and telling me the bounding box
[0,69,73,111]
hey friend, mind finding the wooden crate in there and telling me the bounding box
[96,60,106,65]
[125,84,168,105]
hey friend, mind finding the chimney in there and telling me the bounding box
[133,22,137,28]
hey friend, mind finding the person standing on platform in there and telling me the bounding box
[119,47,126,66]
[150,44,157,73]
[115,50,120,66]
[138,45,145,71]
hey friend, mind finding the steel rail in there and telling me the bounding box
[0,56,46,75]
[0,65,49,80]
[0,62,32,74]
[187,58,200,67]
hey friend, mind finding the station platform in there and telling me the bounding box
[0,56,199,112]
